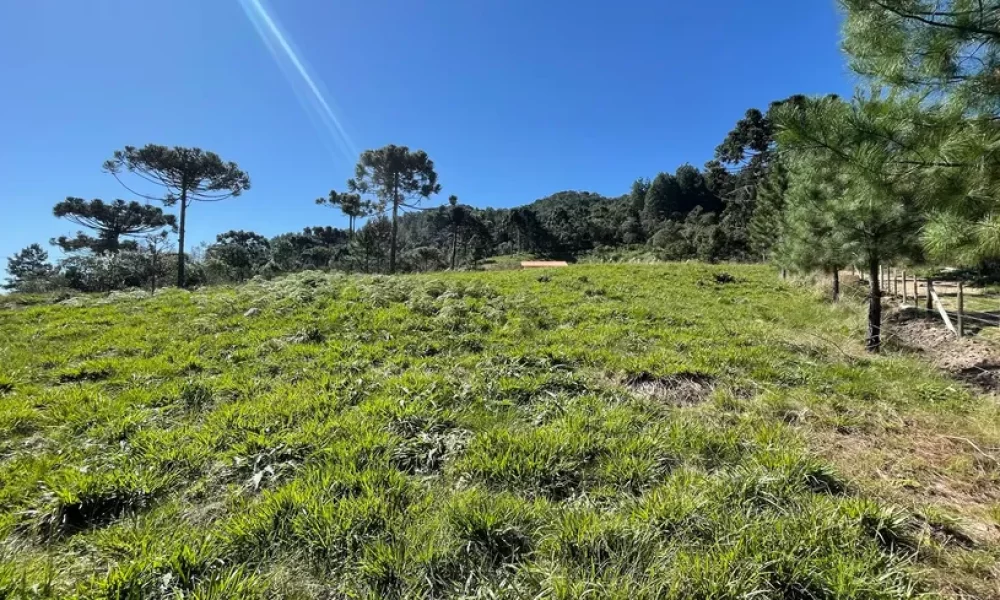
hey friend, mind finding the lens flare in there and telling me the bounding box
[238,0,357,164]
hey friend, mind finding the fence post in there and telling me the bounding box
[926,279,934,311]
[913,276,918,302]
[958,281,964,338]
[902,271,907,303]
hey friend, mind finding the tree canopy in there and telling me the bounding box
[345,145,441,273]
[51,197,176,254]
[842,0,1000,114]
[316,190,372,236]
[104,145,250,287]
[206,230,271,281]
[4,244,53,291]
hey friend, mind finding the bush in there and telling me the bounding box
[60,251,151,292]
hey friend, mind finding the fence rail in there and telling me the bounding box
[851,266,1000,339]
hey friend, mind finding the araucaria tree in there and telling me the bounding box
[103,145,250,287]
[345,145,441,273]
[139,232,173,294]
[52,197,176,254]
[315,190,371,237]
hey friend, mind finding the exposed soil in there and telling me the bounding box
[623,372,715,406]
[886,308,1000,392]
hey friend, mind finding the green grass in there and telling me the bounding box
[0,264,997,598]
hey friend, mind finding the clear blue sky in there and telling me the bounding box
[0,1,854,263]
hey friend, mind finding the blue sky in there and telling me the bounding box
[0,1,854,264]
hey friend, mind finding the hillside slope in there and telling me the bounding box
[1,265,998,598]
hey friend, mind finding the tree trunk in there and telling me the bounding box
[389,201,399,274]
[832,268,840,302]
[150,252,158,295]
[177,190,188,288]
[451,222,458,270]
[866,257,881,353]
[389,176,399,274]
[349,216,354,239]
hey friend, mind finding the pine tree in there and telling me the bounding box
[841,1,1000,262]
[748,160,789,261]
[776,158,853,301]
[5,244,53,291]
[642,173,681,233]
[775,93,927,352]
[842,1,1000,114]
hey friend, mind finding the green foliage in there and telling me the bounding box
[59,250,159,293]
[776,156,854,274]
[267,228,348,273]
[4,244,54,292]
[775,93,928,349]
[714,97,802,260]
[748,159,789,260]
[315,190,373,236]
[841,0,1000,114]
[51,197,176,254]
[675,163,721,213]
[839,1,1000,264]
[345,144,441,273]
[205,230,271,281]
[641,172,682,232]
[649,208,726,262]
[104,144,251,287]
[0,265,992,597]
[628,178,650,218]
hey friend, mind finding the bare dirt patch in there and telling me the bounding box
[623,372,714,406]
[886,308,1000,392]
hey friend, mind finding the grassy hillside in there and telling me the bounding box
[1,265,998,598]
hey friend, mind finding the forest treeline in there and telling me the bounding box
[4,101,781,292]
[9,1,1000,355]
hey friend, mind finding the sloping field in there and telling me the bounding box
[1,264,998,598]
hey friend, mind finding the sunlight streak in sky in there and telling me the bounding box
[238,0,357,164]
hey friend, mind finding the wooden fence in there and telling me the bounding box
[853,266,1000,339]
